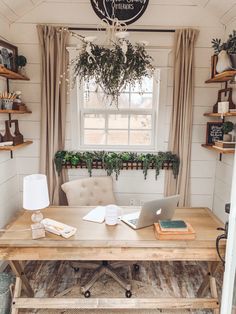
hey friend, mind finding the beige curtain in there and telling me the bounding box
[37,25,69,205]
[165,28,199,207]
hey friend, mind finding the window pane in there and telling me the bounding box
[84,78,102,92]
[108,114,129,129]
[84,114,105,129]
[130,93,152,109]
[130,115,152,129]
[117,93,129,108]
[107,131,128,145]
[84,92,105,108]
[84,78,97,92]
[130,131,151,145]
[84,130,106,145]
[131,77,153,93]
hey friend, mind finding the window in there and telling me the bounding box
[73,69,160,150]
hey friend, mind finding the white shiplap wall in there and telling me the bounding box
[0,20,20,228]
[4,1,226,213]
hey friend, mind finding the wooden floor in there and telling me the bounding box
[8,260,224,314]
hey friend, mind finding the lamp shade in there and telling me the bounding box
[23,174,50,211]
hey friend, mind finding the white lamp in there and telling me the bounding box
[23,174,50,223]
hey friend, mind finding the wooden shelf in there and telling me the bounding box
[0,141,33,151]
[205,70,236,83]
[204,112,236,117]
[0,65,29,81]
[0,141,33,158]
[201,144,235,154]
[0,109,32,114]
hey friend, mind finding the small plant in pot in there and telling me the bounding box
[226,30,236,69]
[16,55,27,75]
[212,30,236,71]
[222,121,234,142]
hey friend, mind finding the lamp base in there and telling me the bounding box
[31,210,43,223]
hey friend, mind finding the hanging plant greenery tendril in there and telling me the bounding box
[55,151,179,180]
[71,40,154,106]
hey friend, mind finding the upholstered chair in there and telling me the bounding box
[61,176,116,206]
[61,176,136,298]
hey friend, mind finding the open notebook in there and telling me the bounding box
[83,206,106,223]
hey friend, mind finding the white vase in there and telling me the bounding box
[223,134,232,142]
[216,50,232,73]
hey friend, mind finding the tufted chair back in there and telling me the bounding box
[61,176,116,206]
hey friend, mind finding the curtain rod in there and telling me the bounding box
[68,27,175,33]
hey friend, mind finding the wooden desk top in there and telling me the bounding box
[0,206,225,249]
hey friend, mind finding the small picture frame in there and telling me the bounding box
[0,40,18,72]
[206,122,223,145]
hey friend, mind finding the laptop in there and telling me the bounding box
[121,195,180,230]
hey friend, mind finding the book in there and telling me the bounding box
[214,141,236,149]
[154,222,195,240]
[159,220,188,232]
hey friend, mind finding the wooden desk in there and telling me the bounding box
[0,206,225,313]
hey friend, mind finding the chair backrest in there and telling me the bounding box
[61,176,116,206]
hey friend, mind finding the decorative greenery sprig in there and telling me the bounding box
[71,40,154,106]
[55,151,179,180]
[212,30,236,55]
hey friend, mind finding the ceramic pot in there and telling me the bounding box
[223,133,232,142]
[216,50,232,73]
[230,53,236,69]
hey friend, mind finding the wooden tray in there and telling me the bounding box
[154,222,196,240]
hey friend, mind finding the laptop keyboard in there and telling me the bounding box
[128,218,139,226]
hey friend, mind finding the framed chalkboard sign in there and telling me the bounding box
[91,0,149,25]
[206,122,223,145]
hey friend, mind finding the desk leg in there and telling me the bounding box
[197,262,220,297]
[9,261,34,297]
[197,262,220,313]
[11,277,22,314]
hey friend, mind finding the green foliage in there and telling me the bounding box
[227,30,236,54]
[54,151,180,180]
[222,121,234,134]
[16,55,27,68]
[211,38,224,55]
[72,40,154,105]
[212,30,236,55]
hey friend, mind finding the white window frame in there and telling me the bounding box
[70,69,160,152]
[69,47,169,153]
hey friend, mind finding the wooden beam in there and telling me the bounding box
[12,297,219,310]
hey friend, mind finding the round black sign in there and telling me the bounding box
[91,0,149,25]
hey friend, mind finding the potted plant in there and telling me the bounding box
[72,39,154,106]
[226,30,236,68]
[222,121,234,142]
[16,55,27,75]
[212,31,236,71]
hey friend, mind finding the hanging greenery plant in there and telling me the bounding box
[55,151,179,180]
[71,39,154,105]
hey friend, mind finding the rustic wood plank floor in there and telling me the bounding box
[14,261,223,314]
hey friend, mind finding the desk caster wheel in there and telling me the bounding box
[134,264,139,272]
[125,290,132,298]
[84,291,91,298]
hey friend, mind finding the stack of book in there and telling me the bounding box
[154,220,196,240]
[213,141,235,151]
